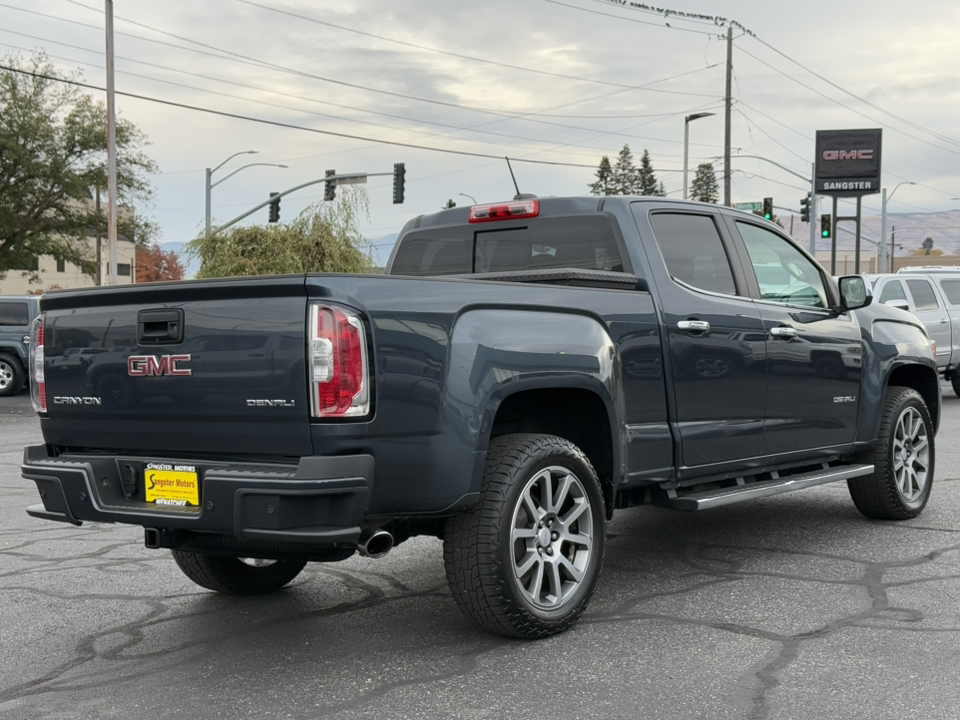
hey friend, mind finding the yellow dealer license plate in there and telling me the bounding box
[144,463,200,507]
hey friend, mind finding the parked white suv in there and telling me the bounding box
[865,271,960,394]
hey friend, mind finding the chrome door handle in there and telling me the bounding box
[769,326,797,339]
[940,318,949,324]
[677,320,710,333]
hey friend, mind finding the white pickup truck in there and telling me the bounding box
[865,269,960,394]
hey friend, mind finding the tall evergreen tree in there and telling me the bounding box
[637,149,660,196]
[689,162,719,203]
[656,181,667,198]
[611,145,640,195]
[588,155,615,195]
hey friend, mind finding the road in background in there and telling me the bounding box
[2,386,960,719]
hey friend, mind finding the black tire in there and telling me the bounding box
[848,386,935,520]
[950,368,960,398]
[443,433,606,639]
[0,352,26,397]
[171,550,306,595]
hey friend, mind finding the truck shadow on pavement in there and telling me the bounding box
[4,480,960,718]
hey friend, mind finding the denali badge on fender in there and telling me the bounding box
[246,399,296,407]
[128,354,192,377]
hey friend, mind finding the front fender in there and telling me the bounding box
[856,311,940,442]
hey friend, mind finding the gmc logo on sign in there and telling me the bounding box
[128,354,192,377]
[822,149,874,161]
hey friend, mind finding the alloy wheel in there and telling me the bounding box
[892,406,930,502]
[510,466,594,610]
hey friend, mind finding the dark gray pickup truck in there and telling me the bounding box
[23,196,940,638]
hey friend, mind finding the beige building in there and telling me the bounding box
[0,235,136,296]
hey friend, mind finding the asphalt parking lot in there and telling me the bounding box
[2,385,960,720]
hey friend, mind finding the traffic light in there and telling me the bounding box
[324,169,336,202]
[762,197,773,220]
[268,192,280,223]
[799,192,811,223]
[820,213,832,239]
[393,163,405,204]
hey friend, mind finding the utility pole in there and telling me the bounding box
[723,25,733,207]
[890,225,896,272]
[105,0,118,285]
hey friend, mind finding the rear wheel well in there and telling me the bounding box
[888,364,940,429]
[490,388,614,513]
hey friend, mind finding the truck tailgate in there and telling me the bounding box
[39,277,312,458]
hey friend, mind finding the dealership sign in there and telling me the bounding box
[815,129,882,195]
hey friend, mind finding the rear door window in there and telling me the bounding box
[649,213,737,295]
[0,302,29,326]
[905,279,939,311]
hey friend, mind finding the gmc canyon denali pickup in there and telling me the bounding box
[22,197,939,638]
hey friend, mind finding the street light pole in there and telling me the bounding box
[458,193,477,205]
[881,182,915,273]
[683,112,715,200]
[205,150,258,238]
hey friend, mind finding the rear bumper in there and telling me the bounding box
[22,445,373,546]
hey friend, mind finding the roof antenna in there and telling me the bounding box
[505,157,537,201]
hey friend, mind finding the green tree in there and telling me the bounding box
[0,52,157,281]
[588,155,615,195]
[689,162,719,203]
[637,149,662,196]
[188,188,373,278]
[612,145,640,195]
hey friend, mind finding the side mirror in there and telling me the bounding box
[884,298,910,312]
[838,276,872,311]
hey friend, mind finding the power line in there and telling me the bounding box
[734,43,960,159]
[543,0,719,36]
[0,63,611,169]
[749,34,960,151]
[0,40,634,163]
[6,1,727,148]
[231,0,710,95]
[59,0,719,104]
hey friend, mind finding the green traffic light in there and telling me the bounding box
[764,213,772,220]
[821,230,829,238]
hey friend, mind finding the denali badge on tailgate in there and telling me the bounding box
[246,399,296,407]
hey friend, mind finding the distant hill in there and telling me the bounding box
[787,209,960,257]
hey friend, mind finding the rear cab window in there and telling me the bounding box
[389,214,626,277]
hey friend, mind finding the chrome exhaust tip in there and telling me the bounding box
[358,529,394,559]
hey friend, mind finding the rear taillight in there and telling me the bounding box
[468,199,539,223]
[308,304,369,418]
[30,314,46,413]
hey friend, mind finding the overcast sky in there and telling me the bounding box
[3,0,960,263]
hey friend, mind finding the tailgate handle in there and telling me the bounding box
[138,309,184,345]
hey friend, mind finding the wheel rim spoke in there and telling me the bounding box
[552,474,573,513]
[515,551,539,578]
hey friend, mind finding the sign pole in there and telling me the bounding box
[854,195,862,274]
[831,196,838,276]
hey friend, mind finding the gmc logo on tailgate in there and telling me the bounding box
[128,354,192,377]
